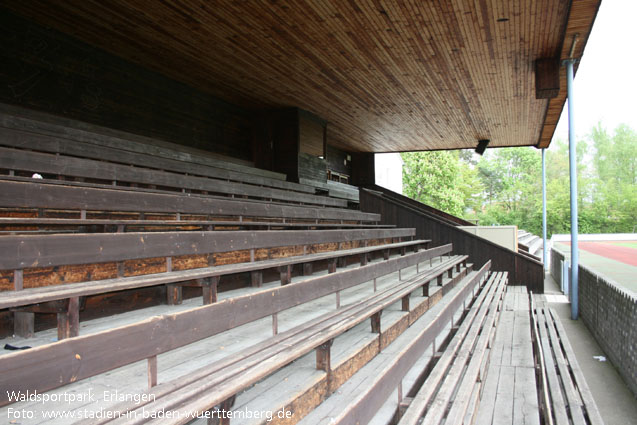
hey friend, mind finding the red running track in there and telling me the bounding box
[563,241,637,267]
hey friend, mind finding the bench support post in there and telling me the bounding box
[316,339,334,373]
[328,259,337,274]
[200,277,219,305]
[371,311,382,333]
[57,297,80,340]
[251,271,263,288]
[166,284,183,305]
[14,311,34,338]
[383,249,390,260]
[302,262,313,276]
[279,265,292,285]
[437,275,443,286]
[337,256,348,268]
[147,356,157,389]
[422,282,430,297]
[402,295,410,312]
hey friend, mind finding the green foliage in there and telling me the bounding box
[401,151,466,217]
[401,123,637,237]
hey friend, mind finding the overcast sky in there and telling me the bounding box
[553,0,637,142]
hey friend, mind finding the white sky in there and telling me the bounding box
[553,0,637,142]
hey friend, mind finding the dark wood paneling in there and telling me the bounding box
[326,145,352,176]
[0,9,252,161]
[360,187,544,292]
[298,153,327,183]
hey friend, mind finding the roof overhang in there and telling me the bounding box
[2,0,601,152]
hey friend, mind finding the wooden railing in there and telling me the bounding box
[359,186,544,293]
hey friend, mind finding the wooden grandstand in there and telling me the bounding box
[0,1,603,424]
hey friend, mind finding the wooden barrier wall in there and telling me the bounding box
[360,186,544,292]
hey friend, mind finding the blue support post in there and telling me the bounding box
[542,148,548,271]
[565,58,579,320]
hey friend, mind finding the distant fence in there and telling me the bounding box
[551,248,637,396]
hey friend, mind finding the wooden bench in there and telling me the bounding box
[0,179,379,224]
[0,245,462,407]
[396,271,508,425]
[531,301,604,425]
[0,228,417,338]
[0,146,347,208]
[87,254,471,425]
[317,266,504,425]
[0,217,395,234]
[0,105,316,195]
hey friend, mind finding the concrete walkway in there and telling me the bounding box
[544,272,637,425]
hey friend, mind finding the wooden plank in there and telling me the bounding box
[537,309,569,425]
[0,239,436,310]
[329,262,492,425]
[443,273,508,425]
[0,112,301,188]
[513,366,541,425]
[0,179,380,222]
[0,147,345,207]
[108,258,475,424]
[549,308,604,425]
[76,257,469,423]
[0,228,413,270]
[0,246,453,404]
[544,309,587,425]
[0,217,395,232]
[492,366,516,425]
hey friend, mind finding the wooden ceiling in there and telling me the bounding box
[2,0,600,153]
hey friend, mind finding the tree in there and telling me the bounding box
[401,151,466,216]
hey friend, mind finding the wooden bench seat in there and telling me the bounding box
[0,179,379,224]
[0,106,317,194]
[531,302,603,425]
[0,228,416,337]
[396,271,508,425]
[87,254,470,425]
[0,146,347,208]
[0,217,394,234]
[0,245,459,407]
[295,262,494,425]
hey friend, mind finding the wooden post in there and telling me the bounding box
[201,277,219,305]
[13,311,34,338]
[13,269,23,291]
[402,295,410,312]
[279,265,292,285]
[251,271,263,288]
[272,313,278,336]
[316,339,334,373]
[57,297,80,340]
[148,356,158,389]
[328,258,337,274]
[336,291,341,309]
[437,275,443,286]
[166,284,183,305]
[302,262,313,276]
[422,282,430,297]
[371,311,382,333]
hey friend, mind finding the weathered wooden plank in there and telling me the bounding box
[0,228,412,270]
[513,366,541,425]
[0,239,435,309]
[0,109,297,187]
[328,262,492,425]
[0,146,344,207]
[107,257,473,425]
[0,246,452,404]
[549,308,604,425]
[0,179,380,222]
[0,217,394,232]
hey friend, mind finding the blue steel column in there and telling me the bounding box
[565,59,579,320]
[542,148,548,271]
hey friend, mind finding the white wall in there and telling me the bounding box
[375,153,403,194]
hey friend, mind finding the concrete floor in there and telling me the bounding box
[544,272,637,425]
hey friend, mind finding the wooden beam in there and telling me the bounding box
[535,58,560,99]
